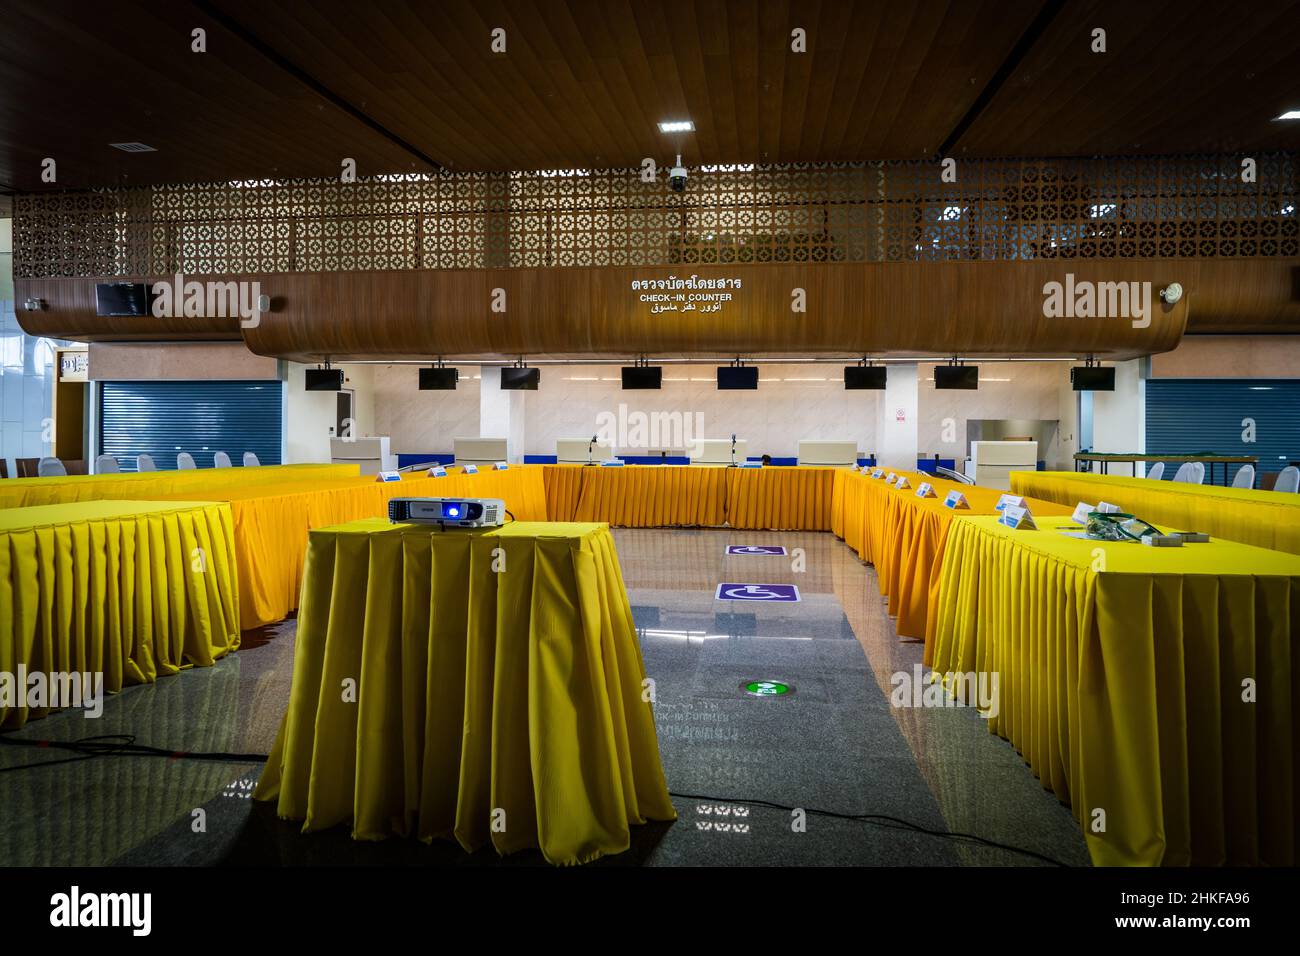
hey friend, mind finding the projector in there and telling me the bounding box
[388,497,505,528]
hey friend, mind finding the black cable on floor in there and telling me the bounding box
[667,789,1071,867]
[0,733,269,769]
[1,734,1070,866]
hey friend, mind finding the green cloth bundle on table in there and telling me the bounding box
[255,518,676,865]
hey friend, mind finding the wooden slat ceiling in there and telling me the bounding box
[202,0,1043,171]
[0,0,429,192]
[952,0,1300,157]
[0,0,1297,192]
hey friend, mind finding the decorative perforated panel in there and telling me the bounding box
[13,154,1297,279]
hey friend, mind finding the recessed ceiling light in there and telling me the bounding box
[1275,109,1300,120]
[109,142,157,152]
[658,120,694,133]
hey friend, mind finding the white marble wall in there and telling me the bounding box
[371,362,882,459]
[522,365,883,459]
[916,361,1073,468]
[372,363,482,453]
[369,359,1076,465]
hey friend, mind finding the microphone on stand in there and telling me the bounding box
[586,434,598,466]
[729,433,737,468]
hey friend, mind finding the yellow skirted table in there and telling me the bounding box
[0,500,241,729]
[1011,471,1300,555]
[542,464,587,522]
[0,462,360,509]
[723,466,835,530]
[254,518,676,865]
[568,465,727,527]
[831,469,1070,641]
[929,513,1300,867]
[1,463,550,631]
[216,465,550,630]
[543,463,834,529]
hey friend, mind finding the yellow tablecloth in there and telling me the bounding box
[568,465,727,526]
[929,514,1300,867]
[0,500,241,729]
[0,463,359,509]
[543,463,833,529]
[3,464,549,631]
[1011,471,1300,555]
[219,466,549,630]
[831,469,1071,641]
[724,466,834,530]
[254,519,675,865]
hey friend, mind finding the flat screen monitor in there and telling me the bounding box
[305,368,344,391]
[934,365,979,390]
[500,367,540,390]
[95,282,153,316]
[716,366,758,390]
[1070,366,1116,391]
[844,366,887,390]
[621,366,662,389]
[419,367,459,390]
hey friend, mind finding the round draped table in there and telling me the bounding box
[254,517,675,865]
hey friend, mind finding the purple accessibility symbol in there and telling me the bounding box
[715,583,801,602]
[725,545,788,556]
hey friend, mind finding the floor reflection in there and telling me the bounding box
[0,528,1088,866]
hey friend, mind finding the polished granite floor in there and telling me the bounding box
[0,528,1090,867]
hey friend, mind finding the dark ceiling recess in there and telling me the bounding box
[935,1,1066,160]
[0,0,1296,190]
[190,0,442,171]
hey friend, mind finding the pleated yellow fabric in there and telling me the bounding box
[830,469,1071,641]
[0,500,241,729]
[724,466,834,530]
[542,464,587,521]
[929,514,1300,867]
[254,518,676,866]
[217,467,549,629]
[571,465,728,526]
[0,463,359,509]
[543,463,835,529]
[1011,471,1300,555]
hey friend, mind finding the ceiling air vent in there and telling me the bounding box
[109,142,157,152]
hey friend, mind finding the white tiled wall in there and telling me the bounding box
[0,219,59,475]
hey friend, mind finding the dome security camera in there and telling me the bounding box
[668,154,687,192]
[1159,282,1184,305]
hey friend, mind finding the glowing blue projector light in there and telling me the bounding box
[387,497,506,528]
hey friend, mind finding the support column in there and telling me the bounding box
[478,366,526,462]
[876,362,919,471]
